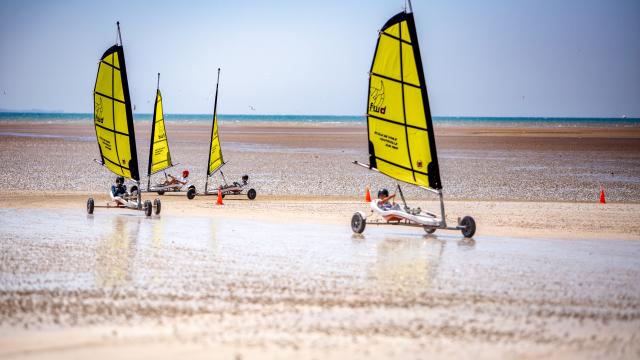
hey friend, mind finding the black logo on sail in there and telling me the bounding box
[94,98,104,124]
[369,80,386,115]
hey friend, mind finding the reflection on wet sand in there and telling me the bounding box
[95,216,140,287]
[370,236,445,293]
[1,210,638,359]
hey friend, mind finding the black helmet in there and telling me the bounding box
[242,174,249,183]
[377,188,389,198]
[116,176,125,185]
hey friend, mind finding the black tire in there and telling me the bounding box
[186,188,196,200]
[423,226,436,234]
[351,212,366,234]
[247,188,257,200]
[157,191,165,196]
[221,193,225,199]
[87,198,94,214]
[144,200,152,217]
[154,198,161,215]
[460,216,476,238]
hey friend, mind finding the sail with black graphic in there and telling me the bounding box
[147,73,173,177]
[87,22,161,217]
[351,2,475,237]
[93,24,139,181]
[362,6,440,189]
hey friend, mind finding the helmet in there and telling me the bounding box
[377,188,389,198]
[182,169,189,178]
[242,174,249,183]
[116,176,125,185]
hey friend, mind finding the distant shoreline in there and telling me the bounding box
[0,111,638,127]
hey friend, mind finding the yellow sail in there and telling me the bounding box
[207,113,224,175]
[93,45,140,181]
[147,89,173,175]
[207,69,224,176]
[366,11,441,189]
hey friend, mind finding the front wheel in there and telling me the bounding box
[423,226,436,234]
[186,187,196,200]
[154,198,161,215]
[247,188,257,200]
[144,200,152,217]
[460,216,476,238]
[157,191,165,195]
[87,198,94,214]
[351,212,366,233]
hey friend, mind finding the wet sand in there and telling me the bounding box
[0,209,639,359]
[1,121,639,201]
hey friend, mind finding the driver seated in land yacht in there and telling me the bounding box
[377,188,401,211]
[163,169,189,187]
[110,176,127,206]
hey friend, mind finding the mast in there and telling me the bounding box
[204,68,221,194]
[117,21,140,208]
[147,72,161,190]
[116,21,123,46]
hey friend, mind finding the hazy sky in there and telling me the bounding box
[0,0,638,117]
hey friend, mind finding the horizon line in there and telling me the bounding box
[0,111,638,120]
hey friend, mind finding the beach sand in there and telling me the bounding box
[1,121,640,359]
[1,121,639,202]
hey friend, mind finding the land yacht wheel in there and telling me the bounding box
[154,198,161,215]
[87,198,94,214]
[351,212,366,234]
[423,226,436,234]
[187,187,196,200]
[247,188,257,200]
[144,200,153,217]
[460,216,476,238]
[157,191,165,195]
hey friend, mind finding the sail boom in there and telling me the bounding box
[148,162,180,176]
[353,161,439,194]
[208,161,227,178]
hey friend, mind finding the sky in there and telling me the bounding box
[0,0,639,117]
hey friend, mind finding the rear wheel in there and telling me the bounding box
[460,216,476,238]
[423,226,436,234]
[144,200,152,217]
[351,212,366,234]
[154,198,161,215]
[87,198,94,214]
[247,188,257,200]
[187,187,196,200]
[157,191,165,195]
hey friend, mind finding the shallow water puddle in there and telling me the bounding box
[1,208,639,357]
[1,208,639,299]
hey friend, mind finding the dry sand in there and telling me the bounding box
[1,121,640,359]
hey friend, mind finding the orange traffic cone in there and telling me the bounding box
[599,186,606,204]
[365,185,371,202]
[216,188,224,205]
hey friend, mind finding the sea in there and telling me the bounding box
[0,112,639,128]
